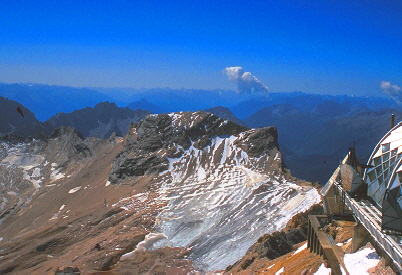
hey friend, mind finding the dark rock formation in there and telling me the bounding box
[0,96,53,137]
[108,111,251,184]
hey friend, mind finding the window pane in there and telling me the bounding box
[376,166,382,177]
[368,170,376,182]
[378,174,384,185]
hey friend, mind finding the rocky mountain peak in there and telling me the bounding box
[109,111,285,183]
[109,111,252,184]
[0,110,320,273]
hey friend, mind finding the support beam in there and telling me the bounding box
[351,222,369,253]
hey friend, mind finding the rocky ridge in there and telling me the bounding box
[47,101,151,139]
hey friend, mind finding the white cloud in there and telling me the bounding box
[223,66,269,94]
[381,81,402,103]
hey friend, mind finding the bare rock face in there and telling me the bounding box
[0,127,105,232]
[109,111,251,184]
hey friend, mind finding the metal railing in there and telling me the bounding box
[333,181,402,273]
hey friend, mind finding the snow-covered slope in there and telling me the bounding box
[110,111,321,271]
[156,135,320,270]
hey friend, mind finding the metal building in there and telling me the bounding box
[364,122,402,233]
[316,120,402,273]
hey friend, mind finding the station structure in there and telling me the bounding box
[308,119,402,274]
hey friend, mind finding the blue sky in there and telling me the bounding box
[0,0,401,96]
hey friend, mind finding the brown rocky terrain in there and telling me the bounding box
[0,112,321,274]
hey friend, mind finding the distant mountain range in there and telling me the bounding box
[1,83,398,121]
[0,83,112,121]
[0,97,149,139]
[1,82,401,183]
[244,101,402,183]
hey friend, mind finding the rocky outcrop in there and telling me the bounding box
[107,111,320,271]
[0,127,107,232]
[109,111,250,184]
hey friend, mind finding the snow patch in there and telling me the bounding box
[275,267,284,274]
[314,263,331,275]
[49,204,66,220]
[68,186,81,194]
[343,247,380,274]
[293,242,308,255]
[121,233,167,260]
[50,165,65,181]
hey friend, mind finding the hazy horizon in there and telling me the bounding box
[1,1,401,97]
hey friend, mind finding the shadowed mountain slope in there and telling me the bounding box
[46,102,150,139]
[0,96,53,137]
[204,106,245,126]
[127,98,165,114]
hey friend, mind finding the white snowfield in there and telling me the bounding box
[151,134,321,271]
[314,245,380,275]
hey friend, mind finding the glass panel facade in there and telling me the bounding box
[368,170,376,181]
[366,128,402,211]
